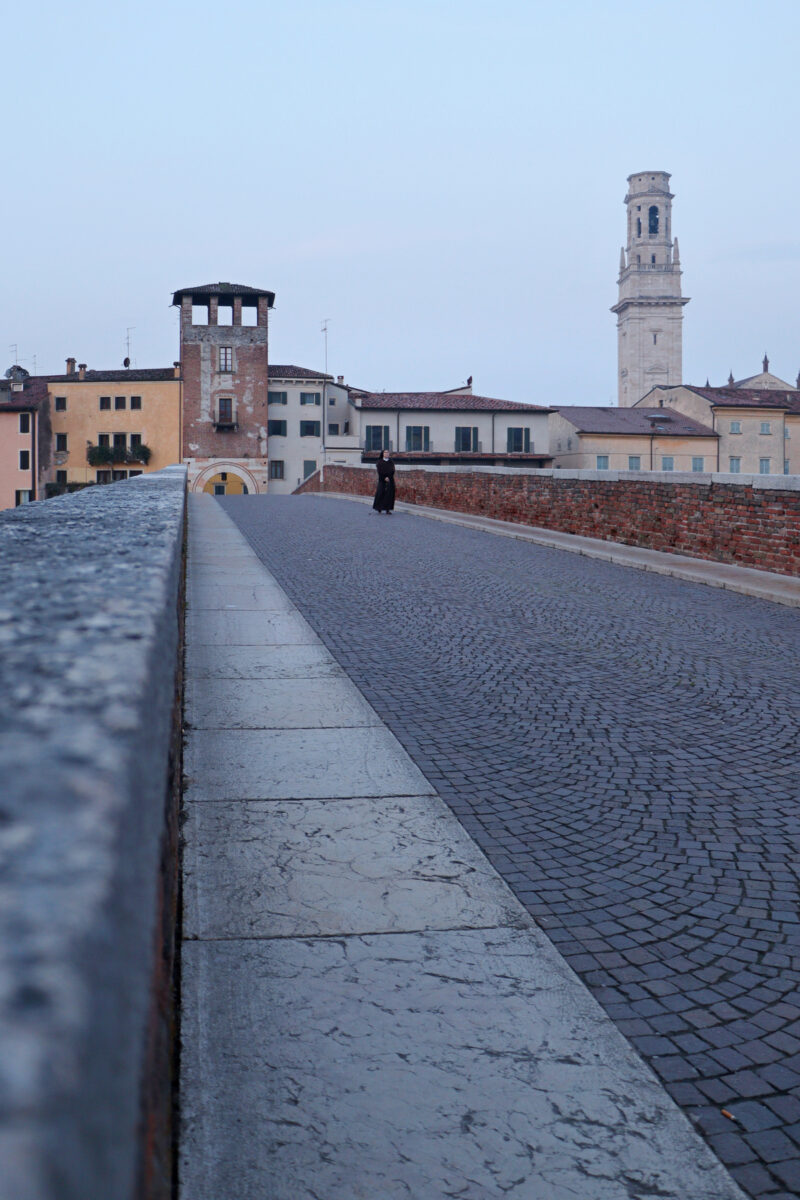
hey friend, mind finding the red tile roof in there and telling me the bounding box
[556,406,717,437]
[358,392,550,412]
[38,369,179,384]
[172,282,275,305]
[268,365,333,381]
[686,386,800,412]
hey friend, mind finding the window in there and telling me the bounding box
[405,425,430,452]
[729,456,741,473]
[115,396,126,410]
[365,425,390,451]
[328,423,340,435]
[596,455,609,470]
[56,470,67,484]
[113,433,127,451]
[651,255,656,264]
[96,470,111,483]
[19,413,30,434]
[300,392,321,406]
[636,217,642,237]
[730,420,741,434]
[303,460,317,478]
[54,396,66,412]
[99,396,111,410]
[628,455,641,470]
[652,333,657,344]
[507,427,531,453]
[19,450,30,470]
[785,427,790,439]
[692,456,704,472]
[129,470,142,477]
[214,483,225,496]
[268,391,288,405]
[56,433,68,452]
[785,459,790,474]
[329,397,336,406]
[648,205,659,235]
[343,420,350,434]
[455,426,478,452]
[15,490,32,505]
[112,470,128,481]
[217,397,234,425]
[269,460,285,480]
[661,456,674,471]
[130,395,141,410]
[759,458,771,474]
[268,419,287,436]
[130,433,141,448]
[98,433,110,447]
[220,347,233,372]
[760,421,771,435]
[300,420,321,437]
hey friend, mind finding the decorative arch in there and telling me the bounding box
[192,461,261,495]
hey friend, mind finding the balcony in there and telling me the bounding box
[213,421,239,432]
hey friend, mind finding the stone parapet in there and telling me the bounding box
[296,464,800,577]
[0,467,187,1200]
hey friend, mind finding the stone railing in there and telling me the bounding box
[0,466,187,1200]
[297,463,800,577]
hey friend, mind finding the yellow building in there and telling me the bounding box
[549,406,719,472]
[43,359,181,488]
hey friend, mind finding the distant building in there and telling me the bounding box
[549,406,717,473]
[349,385,552,466]
[612,171,689,407]
[172,282,273,494]
[636,370,800,475]
[266,367,356,495]
[0,369,50,509]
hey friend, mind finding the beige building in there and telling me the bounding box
[350,386,552,466]
[612,171,689,407]
[41,360,181,488]
[636,370,800,475]
[549,406,718,473]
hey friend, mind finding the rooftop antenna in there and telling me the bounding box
[10,344,18,364]
[125,327,135,368]
[321,318,330,376]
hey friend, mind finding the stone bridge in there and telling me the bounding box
[2,469,799,1200]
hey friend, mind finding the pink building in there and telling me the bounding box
[0,370,50,511]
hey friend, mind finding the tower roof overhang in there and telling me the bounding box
[172,282,275,308]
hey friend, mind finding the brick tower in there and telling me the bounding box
[611,172,689,406]
[172,282,274,493]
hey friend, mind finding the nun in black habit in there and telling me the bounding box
[372,449,395,513]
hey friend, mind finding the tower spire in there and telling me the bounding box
[728,369,735,386]
[763,352,769,374]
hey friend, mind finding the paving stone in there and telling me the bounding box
[223,494,800,1199]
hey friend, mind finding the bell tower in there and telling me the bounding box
[611,171,689,406]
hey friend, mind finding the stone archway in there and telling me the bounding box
[192,462,260,496]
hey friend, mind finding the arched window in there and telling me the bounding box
[636,217,642,237]
[649,205,659,235]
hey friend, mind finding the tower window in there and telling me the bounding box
[653,333,658,344]
[649,206,659,235]
[651,255,656,264]
[220,347,233,372]
[636,218,642,237]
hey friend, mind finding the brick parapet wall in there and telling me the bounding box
[296,465,800,577]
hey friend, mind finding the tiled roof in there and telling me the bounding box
[172,282,275,305]
[556,406,717,437]
[37,369,179,384]
[0,378,49,409]
[358,392,550,412]
[686,386,800,413]
[268,365,333,381]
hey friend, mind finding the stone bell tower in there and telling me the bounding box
[173,282,274,493]
[611,171,689,406]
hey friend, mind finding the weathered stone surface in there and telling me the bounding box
[0,468,186,1200]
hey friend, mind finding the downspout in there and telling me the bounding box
[492,412,495,455]
[650,432,654,471]
[396,411,400,454]
[320,380,326,488]
[31,408,37,500]
[712,407,719,472]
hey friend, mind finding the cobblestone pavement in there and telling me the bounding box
[222,495,800,1200]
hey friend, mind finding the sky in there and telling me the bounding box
[3,0,799,404]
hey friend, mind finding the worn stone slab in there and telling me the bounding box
[184,727,434,800]
[186,609,319,646]
[186,584,294,612]
[182,795,526,939]
[180,928,746,1200]
[185,642,342,681]
[185,674,380,730]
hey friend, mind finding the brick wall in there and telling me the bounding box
[297,465,800,577]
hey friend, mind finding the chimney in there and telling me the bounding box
[173,361,181,379]
[66,357,76,375]
[337,375,344,385]
[78,363,86,380]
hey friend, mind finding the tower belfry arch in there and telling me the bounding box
[611,171,689,406]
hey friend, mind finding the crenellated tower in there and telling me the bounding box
[611,171,689,406]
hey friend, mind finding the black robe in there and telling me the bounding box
[373,457,396,511]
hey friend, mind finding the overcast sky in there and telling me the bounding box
[3,0,799,403]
